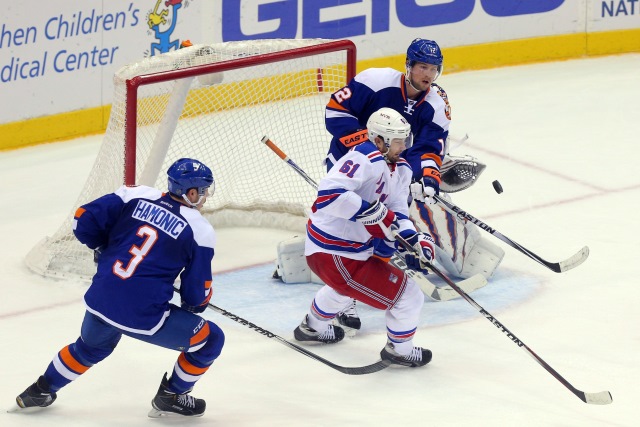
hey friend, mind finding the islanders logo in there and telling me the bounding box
[145,0,192,56]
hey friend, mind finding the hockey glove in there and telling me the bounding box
[397,231,435,272]
[355,200,398,242]
[181,290,212,314]
[410,167,441,205]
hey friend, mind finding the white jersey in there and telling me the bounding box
[305,141,416,260]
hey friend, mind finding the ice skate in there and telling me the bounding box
[148,373,205,418]
[10,376,57,412]
[335,299,362,335]
[380,342,432,368]
[294,315,345,344]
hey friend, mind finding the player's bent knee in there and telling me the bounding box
[74,335,120,365]
[190,321,225,362]
[395,279,425,314]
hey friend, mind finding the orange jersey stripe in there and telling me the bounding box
[189,322,210,347]
[204,280,212,290]
[59,345,90,374]
[326,98,348,112]
[178,353,210,375]
[74,207,86,218]
[420,152,443,167]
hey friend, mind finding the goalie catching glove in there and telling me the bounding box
[397,231,435,273]
[355,199,398,241]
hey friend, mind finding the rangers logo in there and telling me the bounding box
[389,273,398,284]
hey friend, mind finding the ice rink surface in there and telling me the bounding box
[1,54,639,426]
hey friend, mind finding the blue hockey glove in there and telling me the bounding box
[397,231,435,272]
[181,290,212,314]
[182,300,208,314]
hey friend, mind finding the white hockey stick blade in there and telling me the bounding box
[557,246,589,272]
[584,390,613,405]
[389,255,487,301]
[6,404,43,413]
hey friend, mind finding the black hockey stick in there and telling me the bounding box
[433,194,589,273]
[206,303,390,375]
[393,231,612,405]
[261,135,487,301]
[174,288,389,375]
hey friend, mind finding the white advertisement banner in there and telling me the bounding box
[1,0,637,124]
[0,0,202,122]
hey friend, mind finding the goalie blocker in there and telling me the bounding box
[274,154,504,284]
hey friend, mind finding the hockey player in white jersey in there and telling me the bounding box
[275,38,503,329]
[293,108,436,367]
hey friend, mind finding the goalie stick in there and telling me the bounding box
[433,194,589,273]
[261,135,487,301]
[174,289,389,375]
[393,231,612,405]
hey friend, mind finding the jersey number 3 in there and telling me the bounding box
[113,225,158,279]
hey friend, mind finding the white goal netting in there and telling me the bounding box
[26,38,355,281]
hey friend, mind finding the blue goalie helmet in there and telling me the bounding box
[167,158,215,197]
[406,38,443,77]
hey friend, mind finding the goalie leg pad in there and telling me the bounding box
[411,198,504,279]
[458,236,504,279]
[274,236,325,285]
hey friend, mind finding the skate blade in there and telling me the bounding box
[332,319,358,338]
[148,408,204,418]
[7,404,46,413]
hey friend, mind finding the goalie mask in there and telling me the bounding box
[167,158,215,208]
[367,108,413,163]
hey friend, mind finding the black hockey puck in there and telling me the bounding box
[492,180,503,194]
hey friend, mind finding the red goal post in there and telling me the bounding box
[26,39,357,281]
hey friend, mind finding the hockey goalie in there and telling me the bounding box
[274,149,505,285]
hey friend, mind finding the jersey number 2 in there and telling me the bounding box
[113,225,158,279]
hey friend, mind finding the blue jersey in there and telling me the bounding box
[73,185,215,335]
[325,67,450,181]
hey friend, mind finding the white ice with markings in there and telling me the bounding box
[1,54,638,426]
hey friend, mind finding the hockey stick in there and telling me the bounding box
[393,231,612,405]
[388,253,487,301]
[433,194,589,273]
[261,135,319,188]
[173,289,389,375]
[261,135,486,301]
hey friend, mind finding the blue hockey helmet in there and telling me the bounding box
[406,38,443,78]
[167,158,215,198]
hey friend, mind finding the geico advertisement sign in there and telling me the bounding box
[220,0,568,41]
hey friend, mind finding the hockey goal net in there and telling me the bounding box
[26,38,356,281]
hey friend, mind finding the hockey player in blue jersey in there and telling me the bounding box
[325,38,449,197]
[293,108,437,367]
[13,158,224,418]
[323,38,449,328]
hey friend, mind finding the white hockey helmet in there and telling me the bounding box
[366,108,413,152]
